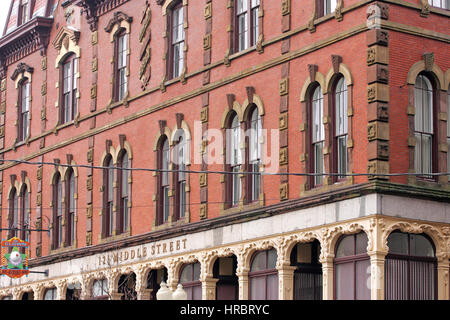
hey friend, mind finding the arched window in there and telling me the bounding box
[333,77,348,181]
[44,288,57,300]
[118,151,129,233]
[428,0,449,9]
[168,1,185,79]
[92,279,109,300]
[414,74,435,178]
[158,137,170,225]
[19,185,30,243]
[334,232,371,300]
[18,79,30,142]
[249,248,278,300]
[114,29,128,102]
[247,106,262,202]
[385,231,437,300]
[174,133,186,221]
[103,156,114,237]
[179,262,201,300]
[53,173,63,249]
[60,53,78,124]
[235,0,260,52]
[310,85,325,187]
[291,240,323,300]
[227,112,242,207]
[66,169,75,246]
[9,188,18,238]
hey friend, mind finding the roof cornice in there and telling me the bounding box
[0,17,54,66]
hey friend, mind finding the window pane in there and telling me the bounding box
[193,262,201,281]
[163,186,169,222]
[238,13,248,51]
[387,232,409,255]
[355,259,371,300]
[409,260,435,300]
[336,235,354,258]
[237,0,248,13]
[410,234,434,257]
[251,251,266,272]
[335,262,354,300]
[250,276,265,300]
[180,264,193,283]
[267,274,279,300]
[337,135,347,177]
[385,258,408,300]
[314,142,324,185]
[267,248,277,269]
[355,232,368,255]
[251,7,259,46]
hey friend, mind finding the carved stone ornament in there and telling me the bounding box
[11,63,34,81]
[105,12,133,33]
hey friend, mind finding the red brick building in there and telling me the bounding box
[0,0,448,300]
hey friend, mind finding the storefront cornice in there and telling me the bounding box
[26,181,450,268]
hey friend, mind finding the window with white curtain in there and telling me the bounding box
[428,0,449,9]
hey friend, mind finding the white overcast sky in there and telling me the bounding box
[0,0,12,34]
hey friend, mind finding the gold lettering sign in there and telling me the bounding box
[98,239,188,266]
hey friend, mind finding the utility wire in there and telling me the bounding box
[1,158,449,177]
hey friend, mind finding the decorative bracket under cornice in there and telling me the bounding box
[75,0,131,31]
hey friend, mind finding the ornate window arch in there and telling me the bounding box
[52,27,81,126]
[385,231,437,300]
[248,248,278,300]
[333,232,371,300]
[11,63,33,144]
[179,262,201,300]
[105,12,132,103]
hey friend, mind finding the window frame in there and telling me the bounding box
[428,0,449,9]
[167,1,185,80]
[103,156,114,238]
[59,53,78,125]
[179,262,202,300]
[226,112,242,208]
[19,185,29,243]
[18,0,30,27]
[385,231,437,300]
[414,73,438,181]
[331,76,348,182]
[248,248,279,300]
[117,151,129,234]
[333,233,371,300]
[18,78,30,142]
[245,106,262,203]
[234,0,260,53]
[309,84,325,188]
[174,134,186,221]
[9,188,18,239]
[52,173,63,249]
[157,136,170,225]
[114,29,128,102]
[65,168,75,246]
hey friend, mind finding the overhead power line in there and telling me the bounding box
[1,159,449,177]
